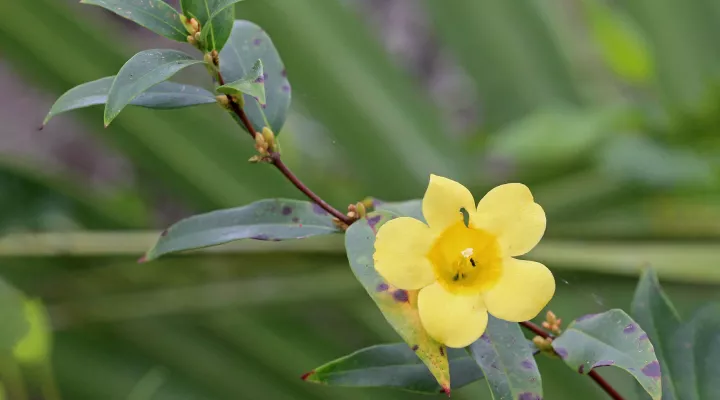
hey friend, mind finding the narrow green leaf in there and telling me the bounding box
[43,77,216,126]
[12,299,51,365]
[304,343,483,394]
[198,0,246,51]
[372,199,424,222]
[104,49,205,126]
[217,59,266,106]
[467,317,542,400]
[219,20,291,134]
[631,268,683,400]
[344,212,450,392]
[551,309,662,400]
[80,0,187,42]
[144,199,340,261]
[181,0,236,51]
[583,0,654,84]
[0,278,29,352]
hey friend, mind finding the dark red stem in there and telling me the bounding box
[520,321,625,400]
[217,71,352,225]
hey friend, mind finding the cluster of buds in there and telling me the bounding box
[332,202,366,230]
[181,16,203,48]
[542,310,562,335]
[203,50,220,67]
[249,127,277,162]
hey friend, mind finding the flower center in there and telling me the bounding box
[427,220,502,295]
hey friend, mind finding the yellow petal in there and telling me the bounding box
[418,282,488,348]
[374,217,436,290]
[422,175,476,231]
[474,183,546,256]
[484,258,555,322]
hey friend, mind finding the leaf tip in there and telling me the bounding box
[300,370,315,381]
[137,255,148,264]
[441,385,451,397]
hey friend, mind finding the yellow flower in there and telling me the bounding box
[373,175,555,348]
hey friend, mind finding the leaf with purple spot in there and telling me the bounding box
[220,20,291,134]
[467,317,543,400]
[551,309,661,400]
[143,199,340,261]
[303,343,484,394]
[217,59,266,106]
[344,212,450,392]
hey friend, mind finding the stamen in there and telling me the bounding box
[470,258,476,267]
[461,248,474,258]
[452,273,460,281]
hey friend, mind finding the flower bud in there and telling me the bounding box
[203,52,214,65]
[210,50,220,66]
[190,18,200,34]
[216,95,230,109]
[187,35,197,46]
[355,202,367,218]
[262,127,276,152]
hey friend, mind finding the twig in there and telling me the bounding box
[519,321,625,400]
[588,370,625,400]
[216,71,353,225]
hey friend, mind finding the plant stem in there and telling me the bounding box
[216,71,353,225]
[519,321,625,400]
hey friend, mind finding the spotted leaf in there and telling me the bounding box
[467,317,542,400]
[344,212,450,393]
[551,309,661,400]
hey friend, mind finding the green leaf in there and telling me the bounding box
[181,0,236,51]
[631,268,683,400]
[672,304,720,400]
[583,0,654,84]
[219,20,291,134]
[304,343,484,394]
[12,299,52,365]
[344,212,450,392]
[372,199,424,222]
[143,199,340,261]
[467,317,542,400]
[0,278,29,352]
[217,59,266,106]
[80,0,187,42]
[195,0,246,51]
[551,309,662,400]
[104,49,205,126]
[43,77,216,126]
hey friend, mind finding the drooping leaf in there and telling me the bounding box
[143,199,340,261]
[467,317,542,400]
[551,309,662,400]
[217,59,266,106]
[344,212,450,392]
[372,199,424,222]
[180,0,238,51]
[43,77,216,126]
[105,49,205,126]
[12,299,52,365]
[583,0,654,84]
[80,0,187,42]
[631,268,684,400]
[0,278,29,352]
[304,343,483,394]
[219,20,291,134]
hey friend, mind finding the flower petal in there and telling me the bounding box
[374,217,436,290]
[422,175,476,231]
[474,183,546,256]
[418,282,488,348]
[484,258,555,322]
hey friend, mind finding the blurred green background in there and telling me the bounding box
[1,0,719,399]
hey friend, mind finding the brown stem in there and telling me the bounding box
[588,371,625,400]
[216,71,352,225]
[520,321,625,400]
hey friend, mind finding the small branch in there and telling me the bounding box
[520,321,549,338]
[216,70,352,225]
[588,371,625,400]
[519,321,625,400]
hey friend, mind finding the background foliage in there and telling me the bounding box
[0,0,719,399]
